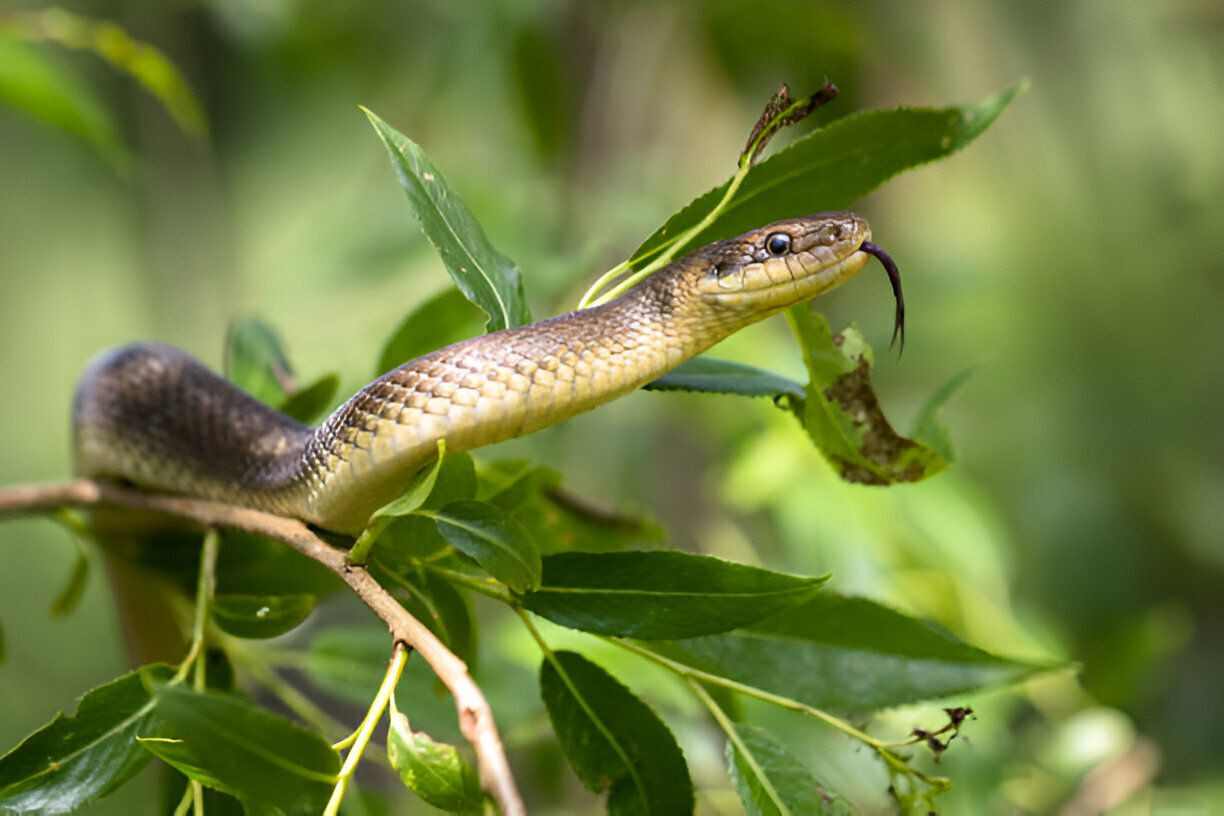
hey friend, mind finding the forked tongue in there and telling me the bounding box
[859,241,905,355]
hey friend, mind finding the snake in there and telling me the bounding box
[72,212,902,536]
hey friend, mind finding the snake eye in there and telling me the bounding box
[765,232,791,256]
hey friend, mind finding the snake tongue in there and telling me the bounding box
[859,241,905,355]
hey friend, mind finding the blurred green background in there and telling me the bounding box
[2,1,1222,813]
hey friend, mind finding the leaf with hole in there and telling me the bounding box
[540,651,692,815]
[521,551,827,639]
[787,308,946,484]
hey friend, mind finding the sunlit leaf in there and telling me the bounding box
[432,500,541,592]
[788,307,946,484]
[521,551,827,639]
[630,84,1024,268]
[645,357,804,399]
[0,35,127,171]
[377,287,483,376]
[386,712,484,814]
[3,8,206,140]
[224,316,294,407]
[0,665,171,814]
[727,724,852,816]
[540,651,693,815]
[910,367,975,463]
[211,594,316,639]
[139,685,338,813]
[278,373,339,424]
[658,593,1053,712]
[363,108,532,332]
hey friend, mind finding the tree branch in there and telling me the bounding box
[0,479,525,816]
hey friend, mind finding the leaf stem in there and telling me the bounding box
[422,562,514,604]
[687,678,792,816]
[324,643,409,816]
[172,530,219,686]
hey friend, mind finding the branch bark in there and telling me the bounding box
[0,479,525,816]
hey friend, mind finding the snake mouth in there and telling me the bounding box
[858,241,905,354]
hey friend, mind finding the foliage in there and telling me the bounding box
[0,48,1053,816]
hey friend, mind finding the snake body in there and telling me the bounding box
[73,213,875,534]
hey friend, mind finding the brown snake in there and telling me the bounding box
[73,212,897,535]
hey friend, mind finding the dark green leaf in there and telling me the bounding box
[386,712,483,814]
[224,316,294,407]
[214,530,342,597]
[910,367,976,463]
[659,593,1054,712]
[630,84,1023,268]
[727,724,851,816]
[377,288,483,376]
[140,685,338,813]
[353,443,447,561]
[521,551,827,639]
[645,357,804,399]
[540,651,693,815]
[363,108,532,332]
[304,628,391,707]
[50,539,90,618]
[788,308,946,484]
[0,665,171,814]
[211,594,317,639]
[433,500,541,592]
[394,570,477,669]
[278,373,339,424]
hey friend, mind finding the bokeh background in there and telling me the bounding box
[2,1,1222,813]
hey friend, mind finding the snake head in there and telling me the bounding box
[692,212,872,313]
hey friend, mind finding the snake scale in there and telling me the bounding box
[73,212,899,535]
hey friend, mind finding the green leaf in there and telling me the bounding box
[432,500,541,592]
[0,34,128,171]
[352,441,448,562]
[521,551,827,639]
[0,619,5,665]
[727,724,852,816]
[386,712,484,814]
[224,316,294,407]
[910,366,975,463]
[788,308,947,484]
[49,538,90,618]
[645,356,804,399]
[140,685,339,814]
[304,628,390,707]
[0,665,171,814]
[630,84,1023,268]
[278,373,339,424]
[363,108,532,332]
[540,651,693,815]
[211,594,317,639]
[377,287,483,376]
[659,593,1053,712]
[394,570,477,669]
[213,530,342,598]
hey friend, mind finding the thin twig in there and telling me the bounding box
[0,479,525,816]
